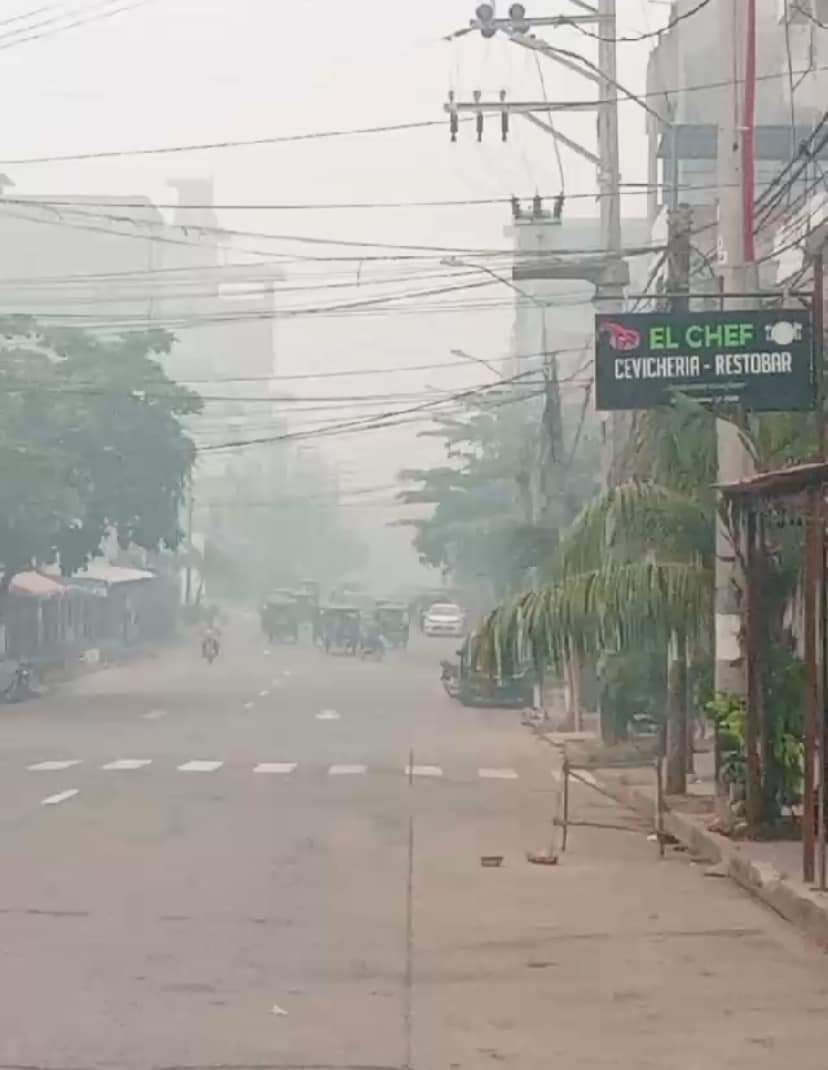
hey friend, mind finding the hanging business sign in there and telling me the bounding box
[594,309,813,411]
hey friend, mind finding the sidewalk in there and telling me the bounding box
[541,730,828,948]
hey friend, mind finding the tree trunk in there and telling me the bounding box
[666,630,688,795]
[566,642,583,732]
[598,653,618,745]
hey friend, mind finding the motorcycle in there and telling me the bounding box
[201,634,220,664]
[440,658,460,698]
[0,660,34,703]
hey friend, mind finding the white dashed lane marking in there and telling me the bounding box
[406,765,443,778]
[177,760,224,773]
[27,760,82,772]
[259,690,270,698]
[41,789,79,806]
[243,702,255,710]
[316,710,340,721]
[24,760,534,782]
[143,708,167,720]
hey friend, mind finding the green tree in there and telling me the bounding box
[0,317,201,593]
[478,396,811,811]
[398,394,600,600]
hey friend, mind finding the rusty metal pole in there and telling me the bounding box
[814,249,826,889]
[744,508,762,831]
[655,755,665,859]
[804,487,819,885]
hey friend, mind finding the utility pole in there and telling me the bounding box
[447,1,626,737]
[715,0,761,830]
[665,203,692,795]
[715,0,756,691]
[594,0,627,483]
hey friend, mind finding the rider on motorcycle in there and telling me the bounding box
[201,621,221,660]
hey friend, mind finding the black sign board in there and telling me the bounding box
[594,309,813,412]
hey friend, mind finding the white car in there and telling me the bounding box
[423,602,466,637]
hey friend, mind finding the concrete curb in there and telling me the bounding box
[593,771,828,948]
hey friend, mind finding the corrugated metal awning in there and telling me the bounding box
[9,571,66,598]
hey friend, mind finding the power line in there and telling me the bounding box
[0,4,65,30]
[5,62,828,167]
[791,0,828,29]
[0,197,672,270]
[197,369,547,455]
[0,0,151,54]
[9,182,713,211]
[532,52,565,194]
[0,117,465,166]
[568,0,714,43]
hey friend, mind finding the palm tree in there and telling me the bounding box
[478,395,815,809]
[477,400,717,791]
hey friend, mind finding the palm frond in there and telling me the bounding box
[557,480,712,579]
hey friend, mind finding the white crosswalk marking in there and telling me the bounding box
[406,765,443,778]
[328,764,367,776]
[478,768,519,780]
[41,789,79,806]
[254,763,297,774]
[101,759,152,771]
[178,760,224,773]
[28,760,82,772]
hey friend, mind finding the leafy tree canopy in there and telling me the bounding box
[0,317,201,587]
[398,393,600,599]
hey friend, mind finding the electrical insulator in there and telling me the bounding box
[474,90,483,142]
[448,90,458,143]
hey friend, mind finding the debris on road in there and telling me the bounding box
[527,851,559,866]
[480,855,503,867]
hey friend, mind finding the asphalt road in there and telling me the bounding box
[1,613,827,1070]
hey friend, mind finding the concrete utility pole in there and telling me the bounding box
[445,2,628,478]
[665,203,692,795]
[594,0,627,483]
[714,0,756,699]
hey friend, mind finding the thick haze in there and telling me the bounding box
[2,0,660,588]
